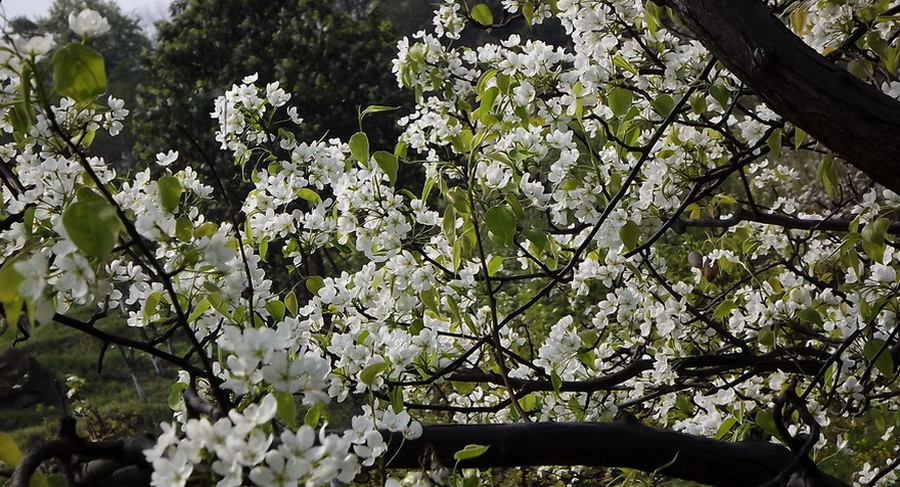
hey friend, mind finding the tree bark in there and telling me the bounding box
[384,422,848,487]
[666,0,900,194]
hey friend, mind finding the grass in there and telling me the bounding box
[0,312,179,450]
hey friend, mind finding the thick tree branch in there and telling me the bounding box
[667,0,900,194]
[679,209,900,233]
[383,422,848,487]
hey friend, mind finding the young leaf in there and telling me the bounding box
[0,431,23,467]
[359,361,389,386]
[265,300,286,322]
[306,276,325,296]
[650,94,675,117]
[52,42,107,103]
[349,131,369,164]
[143,291,163,322]
[167,383,187,411]
[487,255,504,276]
[373,151,399,184]
[484,205,516,247]
[470,4,494,26]
[304,402,323,427]
[284,291,298,316]
[63,190,120,259]
[620,220,640,250]
[359,104,399,125]
[766,129,783,158]
[797,307,823,325]
[454,444,490,461]
[608,87,633,117]
[157,176,183,213]
[297,188,321,204]
[864,339,895,378]
[0,262,24,304]
[275,391,296,428]
[523,228,548,252]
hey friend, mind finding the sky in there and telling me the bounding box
[1,0,171,30]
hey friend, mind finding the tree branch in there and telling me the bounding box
[382,422,848,487]
[667,0,900,194]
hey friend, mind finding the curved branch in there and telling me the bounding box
[667,0,900,194]
[383,422,848,487]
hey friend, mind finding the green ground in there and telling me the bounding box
[0,314,175,449]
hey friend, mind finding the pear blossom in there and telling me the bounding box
[68,9,111,38]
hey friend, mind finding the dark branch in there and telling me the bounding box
[667,0,900,194]
[382,422,848,487]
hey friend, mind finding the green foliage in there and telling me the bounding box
[28,0,151,166]
[52,43,107,103]
[454,444,490,461]
[136,0,408,177]
[62,188,120,259]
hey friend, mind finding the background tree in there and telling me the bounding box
[30,0,150,168]
[135,0,408,179]
[4,1,900,487]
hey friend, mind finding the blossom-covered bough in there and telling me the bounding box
[2,0,900,485]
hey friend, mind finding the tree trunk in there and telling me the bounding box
[666,0,900,194]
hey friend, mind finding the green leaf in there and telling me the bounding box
[0,262,24,304]
[689,93,707,115]
[297,188,321,204]
[470,4,494,26]
[62,189,119,259]
[359,104,399,125]
[755,409,779,438]
[0,431,22,467]
[619,220,640,250]
[359,361,389,386]
[766,129,783,158]
[713,300,737,320]
[797,307,823,325]
[175,217,192,242]
[454,444,490,461]
[284,291,298,316]
[194,222,217,238]
[484,205,516,246]
[168,382,187,411]
[52,42,107,103]
[714,417,737,440]
[550,370,562,394]
[350,131,369,164]
[758,325,775,348]
[793,127,806,149]
[304,402,323,427]
[157,176,183,213]
[187,297,211,322]
[817,154,836,197]
[522,2,535,24]
[709,82,730,108]
[864,339,895,378]
[265,300,286,322]
[523,228,548,252]
[373,151,399,185]
[650,94,675,117]
[306,276,325,296]
[862,218,889,262]
[487,255,504,276]
[275,391,296,428]
[389,386,404,413]
[863,217,890,245]
[143,291,162,322]
[608,87,633,117]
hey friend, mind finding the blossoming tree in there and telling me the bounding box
[2,1,900,486]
